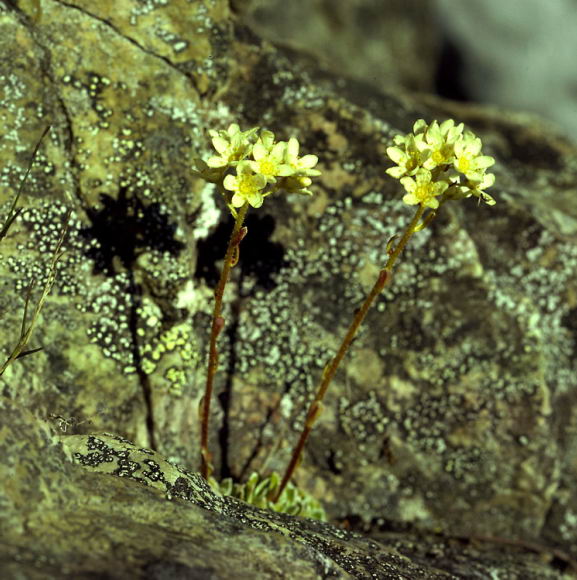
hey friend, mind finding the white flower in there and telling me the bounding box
[197,123,321,210]
[446,172,496,206]
[284,137,321,177]
[249,137,293,183]
[421,119,464,169]
[206,123,258,168]
[465,172,496,205]
[385,118,496,207]
[400,169,449,209]
[386,133,429,179]
[453,132,495,178]
[223,161,267,208]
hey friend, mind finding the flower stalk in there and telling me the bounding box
[195,117,494,518]
[195,123,321,480]
[200,202,249,479]
[274,204,426,500]
[275,118,496,501]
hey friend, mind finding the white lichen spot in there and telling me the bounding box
[191,181,220,239]
[397,494,431,523]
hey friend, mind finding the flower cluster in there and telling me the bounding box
[386,119,496,209]
[194,123,321,213]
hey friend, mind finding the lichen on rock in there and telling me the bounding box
[2,0,577,577]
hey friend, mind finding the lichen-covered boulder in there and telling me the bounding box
[0,401,346,578]
[0,0,226,457]
[1,0,577,576]
[1,400,572,578]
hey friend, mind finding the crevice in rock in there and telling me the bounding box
[18,9,84,207]
[126,269,158,450]
[50,0,200,92]
[216,281,244,481]
[237,396,281,482]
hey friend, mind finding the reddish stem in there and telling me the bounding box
[200,203,249,479]
[274,204,426,500]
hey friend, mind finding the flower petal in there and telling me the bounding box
[413,119,427,134]
[276,164,296,177]
[248,160,260,174]
[415,169,432,184]
[400,176,416,192]
[212,136,229,155]
[298,154,318,169]
[426,121,442,144]
[434,181,449,195]
[246,191,264,208]
[402,192,420,205]
[227,123,240,136]
[439,119,454,134]
[386,166,406,179]
[386,147,405,165]
[482,173,496,188]
[446,123,464,142]
[252,142,267,161]
[253,173,267,189]
[260,130,275,149]
[287,137,299,159]
[271,141,286,159]
[479,191,496,205]
[223,174,237,191]
[473,155,495,170]
[231,192,245,207]
[465,137,482,156]
[207,156,227,168]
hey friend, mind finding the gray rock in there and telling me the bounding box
[232,0,440,93]
[436,0,577,141]
[0,402,451,579]
[1,0,577,577]
[1,400,572,578]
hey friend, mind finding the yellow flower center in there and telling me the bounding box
[414,184,433,202]
[432,150,445,164]
[457,156,471,173]
[406,157,417,172]
[259,159,275,176]
[238,176,257,196]
[230,148,243,161]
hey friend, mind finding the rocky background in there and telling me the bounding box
[237,0,577,141]
[435,0,577,141]
[2,0,577,578]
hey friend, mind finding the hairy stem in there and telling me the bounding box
[274,204,426,500]
[200,202,249,479]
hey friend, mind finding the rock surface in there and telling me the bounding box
[1,0,577,577]
[230,0,440,94]
[436,0,577,141]
[1,399,574,579]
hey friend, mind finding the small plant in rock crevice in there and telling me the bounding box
[193,118,496,519]
[193,123,320,500]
